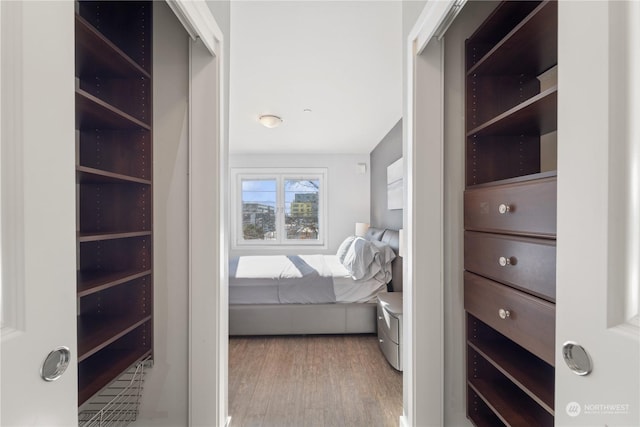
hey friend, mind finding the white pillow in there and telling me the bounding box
[342,237,380,280]
[370,240,396,266]
[336,235,357,263]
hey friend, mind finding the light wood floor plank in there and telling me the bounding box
[229,334,402,427]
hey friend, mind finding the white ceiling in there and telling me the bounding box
[229,1,403,154]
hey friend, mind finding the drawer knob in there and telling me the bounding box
[378,315,383,320]
[498,203,511,214]
[498,256,516,266]
[379,338,384,343]
[498,308,511,319]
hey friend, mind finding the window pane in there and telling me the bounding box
[241,179,276,240]
[285,179,319,240]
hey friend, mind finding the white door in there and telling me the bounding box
[556,1,639,425]
[1,2,78,425]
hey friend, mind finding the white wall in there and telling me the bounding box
[137,3,190,425]
[441,2,497,425]
[229,153,370,257]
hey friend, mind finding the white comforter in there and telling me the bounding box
[229,254,388,304]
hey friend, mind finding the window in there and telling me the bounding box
[232,168,327,248]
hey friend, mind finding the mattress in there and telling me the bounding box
[229,254,388,304]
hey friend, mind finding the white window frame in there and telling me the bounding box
[231,168,327,250]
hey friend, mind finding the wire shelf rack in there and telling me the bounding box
[79,358,150,427]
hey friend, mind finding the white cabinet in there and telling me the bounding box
[377,292,403,371]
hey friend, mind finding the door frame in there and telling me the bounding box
[403,1,465,426]
[165,2,228,426]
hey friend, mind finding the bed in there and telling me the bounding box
[228,227,402,335]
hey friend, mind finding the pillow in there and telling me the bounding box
[336,235,357,263]
[342,237,380,280]
[370,240,396,266]
[364,227,385,242]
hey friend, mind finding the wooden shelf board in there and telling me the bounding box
[467,1,542,48]
[77,165,152,185]
[77,269,151,298]
[78,231,151,243]
[78,315,151,362]
[467,87,557,137]
[467,1,557,76]
[466,170,556,190]
[468,340,554,414]
[78,348,151,405]
[467,411,504,427]
[468,379,553,426]
[76,88,151,131]
[75,15,150,79]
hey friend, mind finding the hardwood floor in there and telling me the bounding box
[228,334,403,427]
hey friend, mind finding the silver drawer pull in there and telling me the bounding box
[498,308,511,319]
[378,315,383,320]
[498,256,517,266]
[379,338,384,343]
[498,203,511,214]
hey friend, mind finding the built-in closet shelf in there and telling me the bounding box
[468,340,554,414]
[76,89,151,131]
[77,269,152,298]
[78,315,151,362]
[467,1,557,76]
[468,379,554,426]
[466,1,542,61]
[78,348,151,405]
[77,166,152,185]
[75,15,150,79]
[466,170,556,190]
[467,86,557,137]
[468,385,506,427]
[75,1,153,408]
[78,231,151,243]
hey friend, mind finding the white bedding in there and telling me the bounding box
[229,254,388,304]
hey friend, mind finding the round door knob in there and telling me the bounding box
[498,308,511,319]
[498,204,511,214]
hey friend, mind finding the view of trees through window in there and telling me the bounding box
[241,178,320,241]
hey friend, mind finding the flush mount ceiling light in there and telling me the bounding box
[258,114,283,128]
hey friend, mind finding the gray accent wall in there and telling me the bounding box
[370,119,403,230]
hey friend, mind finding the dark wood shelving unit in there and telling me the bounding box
[467,86,557,137]
[78,347,152,405]
[76,89,150,130]
[467,1,557,76]
[468,378,553,426]
[468,387,505,427]
[78,269,151,297]
[464,1,557,425]
[468,336,554,413]
[78,315,152,362]
[75,15,151,79]
[75,0,153,407]
[77,166,152,185]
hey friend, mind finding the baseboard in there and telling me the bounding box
[399,415,409,427]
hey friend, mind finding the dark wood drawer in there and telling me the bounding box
[465,231,556,301]
[464,176,556,238]
[464,272,555,365]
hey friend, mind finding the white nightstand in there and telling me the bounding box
[377,292,403,371]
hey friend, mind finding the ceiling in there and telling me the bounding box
[229,1,403,154]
